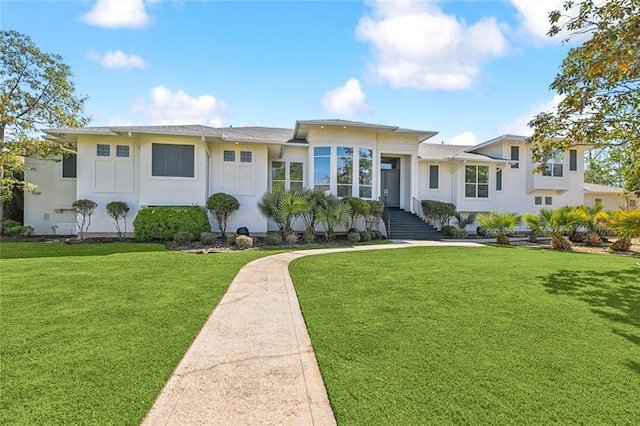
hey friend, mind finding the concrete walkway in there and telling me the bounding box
[142,240,483,426]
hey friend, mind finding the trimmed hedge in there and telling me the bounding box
[133,206,211,241]
[421,200,456,228]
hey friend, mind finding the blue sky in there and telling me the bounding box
[3,0,574,145]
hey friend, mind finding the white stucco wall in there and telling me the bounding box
[24,156,77,235]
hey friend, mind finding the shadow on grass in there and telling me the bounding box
[541,267,640,354]
[0,242,167,259]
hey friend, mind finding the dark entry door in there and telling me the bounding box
[381,169,400,208]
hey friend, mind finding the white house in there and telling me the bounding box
[24,119,637,237]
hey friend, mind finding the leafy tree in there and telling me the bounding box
[1,30,88,230]
[364,200,384,231]
[528,0,640,196]
[206,193,240,238]
[72,199,97,241]
[584,147,627,187]
[106,201,129,240]
[344,196,371,229]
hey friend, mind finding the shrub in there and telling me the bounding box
[441,225,456,236]
[5,225,34,237]
[302,230,316,244]
[133,206,210,241]
[451,228,466,239]
[370,229,382,240]
[258,189,309,236]
[206,193,240,238]
[200,232,217,245]
[421,200,456,228]
[235,235,253,250]
[348,231,361,245]
[284,232,298,245]
[345,197,371,228]
[477,211,522,245]
[226,233,237,245]
[365,200,384,231]
[174,231,193,245]
[265,233,283,246]
[359,230,372,242]
[106,201,130,240]
[72,199,98,240]
[2,219,21,233]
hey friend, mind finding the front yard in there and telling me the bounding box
[290,246,640,425]
[0,242,275,425]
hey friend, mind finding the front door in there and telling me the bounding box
[381,158,400,207]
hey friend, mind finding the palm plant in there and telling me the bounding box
[477,211,522,245]
[522,209,551,243]
[543,206,590,250]
[577,203,610,246]
[315,195,351,241]
[257,189,310,236]
[607,209,640,251]
[453,212,476,238]
[300,189,327,241]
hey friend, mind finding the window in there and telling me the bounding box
[116,145,130,158]
[271,161,285,191]
[465,165,489,198]
[569,149,577,171]
[152,143,195,177]
[545,196,553,205]
[240,151,252,163]
[594,198,602,205]
[336,147,353,197]
[359,148,373,198]
[535,196,542,205]
[97,144,110,157]
[542,151,563,177]
[290,162,304,192]
[314,147,331,192]
[496,169,502,191]
[62,154,77,178]
[630,199,637,208]
[223,150,235,162]
[510,146,519,169]
[429,165,439,189]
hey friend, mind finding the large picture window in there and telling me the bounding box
[314,147,331,192]
[465,165,489,198]
[542,152,563,177]
[337,147,353,197]
[358,148,373,198]
[152,143,195,177]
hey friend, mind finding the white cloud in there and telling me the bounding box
[499,94,565,135]
[321,78,369,116]
[132,86,227,126]
[356,0,508,90]
[448,131,478,146]
[88,50,148,69]
[81,0,152,29]
[510,0,582,42]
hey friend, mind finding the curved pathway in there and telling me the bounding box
[142,240,483,425]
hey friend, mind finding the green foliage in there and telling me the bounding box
[226,233,236,245]
[369,230,383,240]
[300,189,326,235]
[264,233,283,246]
[302,230,316,244]
[284,232,298,245]
[257,189,309,235]
[173,231,193,246]
[0,30,89,230]
[206,193,240,238]
[529,0,640,196]
[607,209,640,239]
[315,195,351,241]
[4,224,34,237]
[106,201,129,240]
[421,200,456,228]
[359,230,372,242]
[347,231,361,245]
[2,219,21,233]
[364,200,384,231]
[477,211,522,245]
[72,199,97,241]
[133,206,210,242]
[200,232,217,245]
[235,235,253,250]
[440,225,456,236]
[344,197,371,228]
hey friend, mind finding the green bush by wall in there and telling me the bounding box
[133,206,211,241]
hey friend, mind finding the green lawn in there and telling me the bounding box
[290,246,640,425]
[0,242,275,425]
